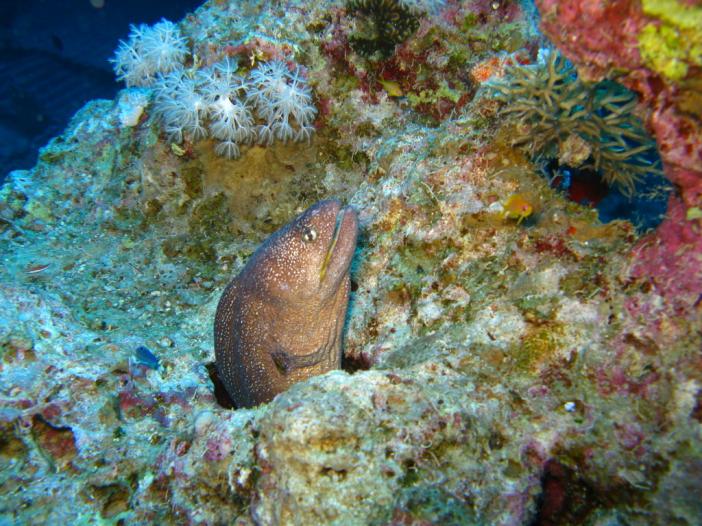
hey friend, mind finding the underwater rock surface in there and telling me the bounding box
[1,0,700,525]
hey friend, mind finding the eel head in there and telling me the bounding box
[253,199,358,302]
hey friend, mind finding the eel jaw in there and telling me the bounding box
[319,208,345,283]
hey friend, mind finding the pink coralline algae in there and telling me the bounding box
[629,197,702,316]
[536,1,647,76]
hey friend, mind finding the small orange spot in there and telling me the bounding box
[503,194,534,224]
[470,56,502,83]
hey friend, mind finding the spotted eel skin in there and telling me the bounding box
[214,199,358,408]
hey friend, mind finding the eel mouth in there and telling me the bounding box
[320,206,356,284]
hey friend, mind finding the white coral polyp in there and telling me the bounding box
[202,60,255,156]
[153,70,208,142]
[214,140,241,159]
[209,97,255,143]
[111,19,188,87]
[247,60,317,145]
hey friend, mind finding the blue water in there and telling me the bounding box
[0,0,202,180]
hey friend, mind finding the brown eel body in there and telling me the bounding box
[214,199,359,408]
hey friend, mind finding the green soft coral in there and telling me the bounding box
[487,51,662,195]
[637,0,702,81]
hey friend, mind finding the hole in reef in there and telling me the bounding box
[88,483,132,519]
[320,466,349,479]
[205,362,236,409]
[529,458,629,526]
[542,157,670,233]
[342,351,372,373]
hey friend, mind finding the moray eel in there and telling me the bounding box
[214,199,359,408]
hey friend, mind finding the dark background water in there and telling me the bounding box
[0,0,202,180]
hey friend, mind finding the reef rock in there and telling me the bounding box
[1,1,700,525]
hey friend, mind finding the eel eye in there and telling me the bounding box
[302,227,317,242]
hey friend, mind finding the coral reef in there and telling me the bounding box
[637,0,702,82]
[0,1,701,525]
[535,0,702,207]
[487,50,663,195]
[535,0,702,390]
[322,0,536,121]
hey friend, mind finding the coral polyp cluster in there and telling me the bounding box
[111,18,188,87]
[151,59,316,158]
[154,69,211,143]
[246,61,317,145]
[488,50,663,195]
[153,59,260,158]
[112,20,317,159]
[203,61,257,157]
